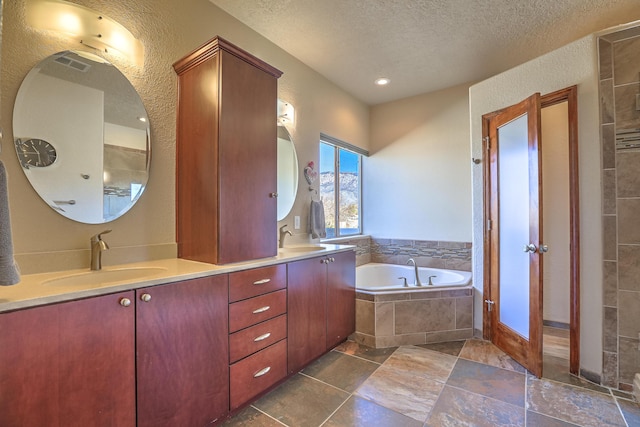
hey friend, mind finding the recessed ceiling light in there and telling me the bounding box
[375,77,390,86]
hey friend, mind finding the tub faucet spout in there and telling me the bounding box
[406,258,423,286]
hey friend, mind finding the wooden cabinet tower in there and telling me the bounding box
[173,36,283,264]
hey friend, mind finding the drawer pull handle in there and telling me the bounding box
[254,366,271,378]
[253,278,271,285]
[252,306,270,314]
[254,332,271,342]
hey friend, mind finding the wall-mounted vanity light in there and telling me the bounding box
[277,99,295,126]
[26,0,144,66]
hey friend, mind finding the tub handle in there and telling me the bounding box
[398,277,409,287]
[427,275,437,286]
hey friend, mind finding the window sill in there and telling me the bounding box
[321,234,370,244]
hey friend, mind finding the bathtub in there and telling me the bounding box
[353,262,474,348]
[356,263,472,293]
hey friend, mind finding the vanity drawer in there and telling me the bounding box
[229,339,287,410]
[229,265,286,302]
[229,289,286,333]
[229,315,287,363]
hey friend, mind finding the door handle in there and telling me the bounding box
[523,244,537,253]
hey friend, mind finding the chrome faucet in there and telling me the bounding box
[90,230,111,271]
[406,258,423,286]
[279,225,293,248]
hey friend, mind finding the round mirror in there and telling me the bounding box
[13,50,150,224]
[277,125,298,220]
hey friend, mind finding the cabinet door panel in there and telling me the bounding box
[287,257,327,373]
[0,292,135,427]
[136,276,229,427]
[218,50,278,263]
[326,251,356,349]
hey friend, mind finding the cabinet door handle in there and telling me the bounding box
[329,257,335,262]
[253,366,271,378]
[252,306,270,314]
[140,293,152,302]
[253,278,271,285]
[119,298,131,307]
[269,192,278,198]
[253,332,271,342]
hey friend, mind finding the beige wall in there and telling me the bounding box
[469,35,602,376]
[541,102,571,325]
[365,83,472,242]
[1,0,369,273]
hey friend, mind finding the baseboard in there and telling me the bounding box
[580,368,602,385]
[543,320,570,330]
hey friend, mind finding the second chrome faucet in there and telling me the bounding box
[90,230,111,270]
[279,225,293,248]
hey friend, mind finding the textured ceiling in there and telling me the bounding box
[209,0,640,105]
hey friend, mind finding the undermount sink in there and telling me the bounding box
[41,267,168,288]
[278,245,326,254]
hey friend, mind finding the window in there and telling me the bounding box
[319,134,367,238]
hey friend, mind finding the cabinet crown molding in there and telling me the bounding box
[173,35,283,78]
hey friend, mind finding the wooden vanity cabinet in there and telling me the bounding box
[173,36,283,265]
[287,250,356,374]
[0,292,136,427]
[136,275,229,427]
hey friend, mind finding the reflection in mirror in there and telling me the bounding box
[13,50,150,224]
[277,125,298,221]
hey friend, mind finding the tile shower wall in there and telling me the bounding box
[599,26,640,391]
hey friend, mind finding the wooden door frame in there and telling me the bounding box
[482,85,580,376]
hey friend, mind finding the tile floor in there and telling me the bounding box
[221,338,640,427]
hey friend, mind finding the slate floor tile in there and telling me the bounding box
[426,385,525,427]
[301,350,379,393]
[323,395,423,427]
[446,358,526,407]
[527,377,626,427]
[252,374,349,427]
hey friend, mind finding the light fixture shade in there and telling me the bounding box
[26,0,144,66]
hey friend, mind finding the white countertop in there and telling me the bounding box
[0,244,354,313]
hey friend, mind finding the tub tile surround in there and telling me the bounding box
[222,340,636,426]
[371,238,472,271]
[599,29,640,391]
[353,287,474,348]
[326,236,472,271]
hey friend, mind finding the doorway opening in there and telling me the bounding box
[482,86,579,377]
